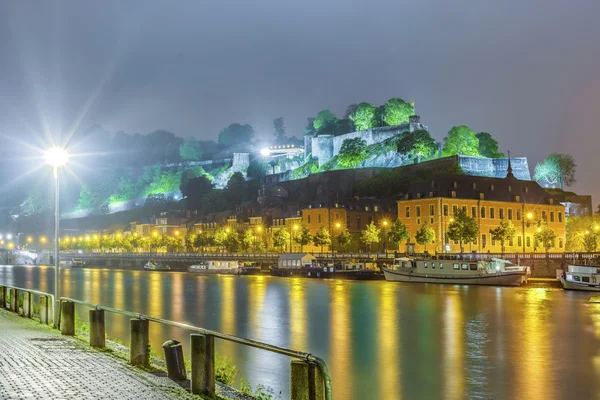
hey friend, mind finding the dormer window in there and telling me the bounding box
[365,206,370,211]
[431,181,435,188]
[429,191,434,197]
[451,191,457,198]
[479,193,485,200]
[515,195,520,202]
[405,194,409,200]
[525,186,529,193]
[490,184,495,191]
[417,193,422,199]
[472,183,477,190]
[549,199,554,205]
[453,181,458,189]
[374,206,379,212]
[508,185,512,192]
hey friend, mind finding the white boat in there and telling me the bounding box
[60,258,85,268]
[188,260,239,274]
[560,265,600,291]
[144,260,171,271]
[382,257,527,287]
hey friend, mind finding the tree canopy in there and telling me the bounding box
[475,132,504,158]
[533,153,577,189]
[442,126,480,157]
[381,98,414,126]
[447,209,479,252]
[361,222,380,251]
[397,130,437,162]
[273,117,286,142]
[349,102,378,131]
[489,219,516,253]
[387,219,410,249]
[313,110,337,132]
[338,138,367,168]
[534,223,557,252]
[313,227,331,252]
[415,222,435,251]
[179,139,203,161]
[218,123,255,146]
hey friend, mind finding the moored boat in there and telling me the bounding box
[144,260,171,271]
[188,260,239,274]
[306,260,383,280]
[382,257,527,286]
[560,265,600,291]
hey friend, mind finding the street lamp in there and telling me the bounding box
[381,220,389,255]
[45,146,68,329]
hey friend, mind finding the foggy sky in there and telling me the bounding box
[1,0,599,208]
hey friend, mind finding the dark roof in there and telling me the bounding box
[402,175,559,205]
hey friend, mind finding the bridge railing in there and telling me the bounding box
[58,297,332,400]
[0,285,54,325]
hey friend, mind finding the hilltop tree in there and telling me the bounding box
[489,219,516,253]
[218,123,254,146]
[361,222,380,252]
[442,126,480,157]
[303,117,316,136]
[185,175,214,210]
[335,228,353,251]
[273,117,286,142]
[447,209,479,253]
[338,138,367,168]
[397,130,437,162]
[387,219,410,251]
[313,110,337,132]
[476,132,504,158]
[313,227,332,253]
[534,224,557,253]
[294,225,313,252]
[349,102,377,131]
[415,222,436,252]
[381,98,414,126]
[533,153,577,189]
[179,139,203,161]
[273,228,290,252]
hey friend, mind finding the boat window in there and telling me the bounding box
[461,263,468,270]
[432,263,436,269]
[440,263,444,269]
[582,276,590,283]
[453,263,459,270]
[402,262,407,268]
[424,262,428,268]
[469,263,477,270]
[573,275,581,282]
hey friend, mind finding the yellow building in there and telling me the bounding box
[397,173,566,254]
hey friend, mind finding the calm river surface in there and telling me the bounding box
[2,265,600,400]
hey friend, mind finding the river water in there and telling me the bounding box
[1,264,600,400]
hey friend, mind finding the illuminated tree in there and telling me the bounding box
[381,98,414,126]
[242,229,255,251]
[184,232,196,251]
[475,132,504,158]
[361,222,380,252]
[313,110,337,132]
[489,219,516,253]
[415,222,436,252]
[533,153,576,189]
[387,219,410,251]
[447,209,479,253]
[397,130,437,162]
[442,126,480,157]
[218,123,254,146]
[583,231,599,252]
[534,223,557,253]
[273,228,290,253]
[213,228,229,252]
[194,231,214,252]
[349,102,377,131]
[338,138,367,168]
[224,231,240,252]
[179,139,203,161]
[335,228,353,251]
[294,225,313,252]
[313,227,331,253]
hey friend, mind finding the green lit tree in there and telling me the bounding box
[381,98,414,126]
[338,137,367,168]
[397,130,437,162]
[213,228,229,252]
[294,225,313,252]
[194,231,214,252]
[313,110,337,132]
[442,126,480,157]
[475,132,504,158]
[273,228,290,253]
[349,102,377,131]
[218,123,254,146]
[387,219,410,252]
[179,139,202,161]
[335,228,353,252]
[534,223,557,254]
[242,229,255,252]
[447,209,479,253]
[313,227,331,253]
[533,153,577,189]
[361,222,380,252]
[184,232,196,251]
[224,231,240,252]
[415,222,436,252]
[489,219,516,254]
[583,231,599,252]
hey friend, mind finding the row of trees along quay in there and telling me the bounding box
[54,213,570,255]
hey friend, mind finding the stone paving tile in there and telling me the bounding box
[0,309,191,400]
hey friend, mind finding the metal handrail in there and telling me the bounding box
[59,296,332,400]
[1,285,54,304]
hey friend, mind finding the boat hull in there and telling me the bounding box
[188,268,239,275]
[560,278,600,292]
[382,267,525,286]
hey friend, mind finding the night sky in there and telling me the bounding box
[0,1,599,207]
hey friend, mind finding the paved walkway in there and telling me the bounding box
[0,309,194,400]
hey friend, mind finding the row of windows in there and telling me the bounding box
[405,205,563,223]
[422,262,478,270]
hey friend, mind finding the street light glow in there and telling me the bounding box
[45,147,69,167]
[6,233,12,240]
[260,148,271,156]
[526,212,533,219]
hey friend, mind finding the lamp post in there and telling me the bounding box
[255,226,262,252]
[444,217,454,254]
[45,147,68,328]
[333,222,341,257]
[523,211,533,257]
[381,220,389,256]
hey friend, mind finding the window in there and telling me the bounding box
[499,208,504,219]
[517,209,522,220]
[472,183,477,190]
[453,239,459,245]
[558,212,563,223]
[518,236,522,247]
[526,236,531,247]
[508,209,513,220]
[490,208,495,219]
[453,205,458,215]
[307,215,311,224]
[416,206,421,217]
[461,263,468,270]
[542,211,547,222]
[417,218,421,225]
[515,195,520,202]
[482,234,487,248]
[462,205,467,213]
[451,191,457,198]
[453,181,458,189]
[432,263,436,269]
[573,275,581,282]
[405,207,410,218]
[583,276,590,283]
[550,212,555,222]
[508,185,512,193]
[424,262,428,268]
[368,216,373,225]
[356,216,361,227]
[453,263,459,270]
[469,264,477,271]
[440,263,444,269]
[479,193,485,200]
[443,205,449,216]
[335,212,340,220]
[431,218,434,224]
[481,207,486,218]
[509,237,514,246]
[317,214,322,224]
[490,184,495,191]
[374,206,379,212]
[492,237,496,246]
[430,205,435,216]
[559,238,563,248]
[471,206,477,218]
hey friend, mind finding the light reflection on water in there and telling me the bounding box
[2,265,600,400]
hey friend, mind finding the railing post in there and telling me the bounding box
[40,296,52,325]
[290,360,325,400]
[10,288,18,313]
[89,309,105,348]
[190,333,215,398]
[130,318,149,367]
[22,291,33,318]
[60,300,75,335]
[0,286,5,309]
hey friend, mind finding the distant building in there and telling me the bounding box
[545,189,593,217]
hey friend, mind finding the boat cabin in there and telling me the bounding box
[206,260,239,269]
[278,253,317,269]
[565,265,600,284]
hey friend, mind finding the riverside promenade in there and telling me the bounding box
[0,309,195,400]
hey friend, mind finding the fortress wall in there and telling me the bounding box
[331,124,408,156]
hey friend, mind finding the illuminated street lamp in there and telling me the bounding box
[27,236,33,243]
[6,233,13,240]
[40,236,47,244]
[381,220,389,255]
[46,146,68,329]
